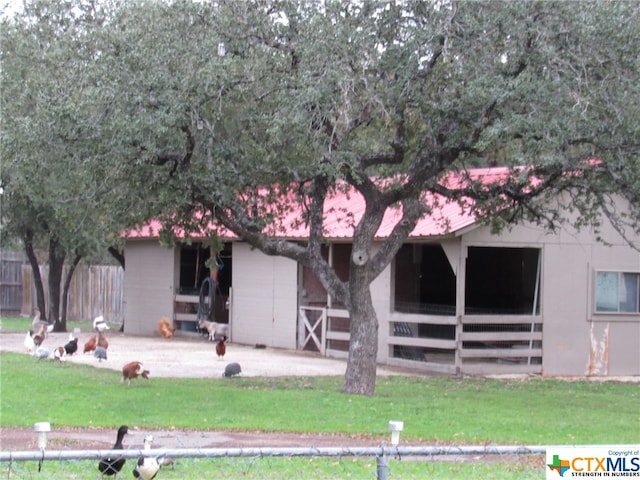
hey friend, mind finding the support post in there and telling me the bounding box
[376,442,388,480]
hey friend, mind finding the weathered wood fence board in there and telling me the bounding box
[0,251,25,315]
[20,264,124,322]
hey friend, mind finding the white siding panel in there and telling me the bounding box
[124,240,175,335]
[231,244,297,349]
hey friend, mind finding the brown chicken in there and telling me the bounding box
[158,317,176,339]
[121,361,150,385]
[216,335,227,359]
[97,331,109,350]
[83,334,97,353]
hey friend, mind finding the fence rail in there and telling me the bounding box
[0,444,547,462]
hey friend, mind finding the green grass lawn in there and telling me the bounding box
[1,352,637,445]
[1,315,638,479]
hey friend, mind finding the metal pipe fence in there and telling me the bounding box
[1,444,546,480]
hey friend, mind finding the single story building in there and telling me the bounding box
[123,168,640,377]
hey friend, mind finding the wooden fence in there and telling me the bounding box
[20,264,124,322]
[0,248,125,323]
[0,251,24,315]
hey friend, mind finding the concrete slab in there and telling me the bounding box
[0,331,401,379]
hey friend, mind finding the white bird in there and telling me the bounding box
[24,331,36,353]
[93,315,110,332]
[133,435,161,480]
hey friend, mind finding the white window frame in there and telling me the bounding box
[594,270,640,315]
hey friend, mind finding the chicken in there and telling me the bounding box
[223,362,242,378]
[53,346,66,362]
[31,310,54,342]
[121,361,150,385]
[94,346,108,362]
[64,334,78,356]
[83,335,97,353]
[98,425,128,478]
[157,317,176,339]
[97,331,109,350]
[133,434,161,480]
[24,331,36,353]
[93,315,110,332]
[215,335,227,359]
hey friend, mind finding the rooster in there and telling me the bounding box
[121,361,150,385]
[157,317,176,339]
[215,335,227,359]
[83,335,97,354]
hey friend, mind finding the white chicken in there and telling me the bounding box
[24,331,36,353]
[93,315,110,332]
[133,435,161,480]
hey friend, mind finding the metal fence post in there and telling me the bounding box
[376,442,388,480]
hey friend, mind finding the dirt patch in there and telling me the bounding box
[0,427,383,451]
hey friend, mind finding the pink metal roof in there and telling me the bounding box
[126,167,512,241]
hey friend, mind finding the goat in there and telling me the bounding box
[197,319,228,342]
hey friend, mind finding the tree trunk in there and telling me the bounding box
[342,267,378,396]
[23,229,47,321]
[47,237,66,331]
[60,254,82,331]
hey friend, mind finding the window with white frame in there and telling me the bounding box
[595,271,640,314]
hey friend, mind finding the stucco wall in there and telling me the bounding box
[230,243,298,349]
[461,218,640,376]
[123,240,176,336]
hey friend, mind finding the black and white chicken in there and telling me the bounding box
[64,333,78,355]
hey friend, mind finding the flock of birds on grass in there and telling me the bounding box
[21,311,244,478]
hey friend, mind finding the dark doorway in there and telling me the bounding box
[465,247,541,315]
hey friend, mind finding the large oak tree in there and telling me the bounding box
[3,0,639,394]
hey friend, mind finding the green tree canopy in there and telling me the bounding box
[2,0,638,394]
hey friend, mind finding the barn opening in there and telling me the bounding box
[461,246,543,370]
[465,246,541,315]
[391,243,457,365]
[176,242,232,328]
